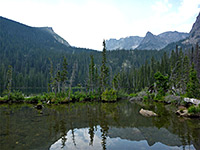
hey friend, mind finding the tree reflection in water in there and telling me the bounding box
[0,102,199,150]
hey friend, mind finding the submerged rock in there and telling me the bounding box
[139,108,157,117]
[129,97,143,102]
[35,104,43,110]
[176,109,188,117]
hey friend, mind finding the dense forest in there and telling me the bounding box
[118,44,200,98]
[0,42,164,95]
[1,16,200,103]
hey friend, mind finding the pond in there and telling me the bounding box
[0,101,200,150]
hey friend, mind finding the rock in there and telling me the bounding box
[184,97,200,106]
[129,97,143,102]
[176,109,188,117]
[139,108,157,117]
[183,12,200,45]
[35,104,43,109]
[164,95,181,104]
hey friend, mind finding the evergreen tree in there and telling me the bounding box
[55,70,61,94]
[94,66,99,91]
[6,65,12,99]
[48,58,55,93]
[100,40,109,92]
[154,71,169,97]
[68,62,77,99]
[186,63,200,98]
[61,57,68,93]
[88,55,95,92]
[182,55,190,94]
[112,74,120,91]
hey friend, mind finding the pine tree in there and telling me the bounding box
[112,74,120,91]
[68,62,77,100]
[154,71,169,97]
[100,40,109,92]
[61,57,68,93]
[94,66,99,91]
[48,58,55,93]
[55,70,61,94]
[89,55,95,92]
[182,55,190,94]
[186,63,200,98]
[6,65,12,99]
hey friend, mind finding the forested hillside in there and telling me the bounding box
[118,44,200,96]
[0,16,165,95]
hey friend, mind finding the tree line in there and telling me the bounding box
[117,44,200,98]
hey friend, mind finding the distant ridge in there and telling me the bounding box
[106,31,189,50]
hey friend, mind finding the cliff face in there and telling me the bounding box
[183,13,200,45]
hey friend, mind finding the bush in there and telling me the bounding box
[188,105,200,114]
[9,90,24,101]
[101,89,117,102]
[0,96,8,101]
[25,95,42,103]
[143,96,148,100]
[41,92,55,101]
[117,90,128,99]
[73,91,87,101]
[129,93,138,97]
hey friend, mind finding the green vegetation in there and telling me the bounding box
[0,41,121,103]
[1,18,200,107]
[188,105,200,114]
[186,63,200,98]
[101,89,117,102]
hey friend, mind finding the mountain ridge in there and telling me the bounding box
[182,12,200,45]
[106,31,189,50]
[0,16,70,48]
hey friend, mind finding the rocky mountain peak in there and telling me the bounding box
[146,31,154,37]
[183,12,200,45]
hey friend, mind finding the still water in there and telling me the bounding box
[0,101,200,150]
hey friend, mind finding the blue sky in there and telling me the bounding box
[0,0,200,50]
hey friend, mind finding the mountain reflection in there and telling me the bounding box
[49,126,195,150]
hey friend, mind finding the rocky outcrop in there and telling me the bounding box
[129,97,143,102]
[139,108,157,117]
[105,36,143,50]
[183,12,200,45]
[106,31,188,50]
[164,95,182,104]
[184,97,200,106]
[137,31,188,50]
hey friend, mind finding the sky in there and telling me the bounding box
[0,0,200,50]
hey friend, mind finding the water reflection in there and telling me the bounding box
[0,102,199,150]
[50,126,195,150]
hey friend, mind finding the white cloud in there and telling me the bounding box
[0,0,200,50]
[151,0,172,14]
[133,0,200,36]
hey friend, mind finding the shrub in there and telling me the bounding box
[117,90,128,99]
[0,96,8,101]
[25,95,42,103]
[101,89,117,102]
[129,93,138,97]
[73,91,87,101]
[10,90,24,101]
[188,105,200,114]
[143,96,148,100]
[41,92,55,101]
